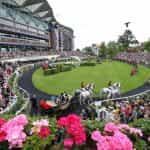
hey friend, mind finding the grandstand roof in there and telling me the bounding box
[1,0,73,32]
[5,0,55,22]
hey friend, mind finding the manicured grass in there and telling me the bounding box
[32,61,150,95]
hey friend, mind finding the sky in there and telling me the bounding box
[48,0,150,49]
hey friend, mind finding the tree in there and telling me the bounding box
[76,48,81,52]
[118,29,138,50]
[106,41,119,58]
[82,46,94,55]
[142,40,150,52]
[99,42,107,57]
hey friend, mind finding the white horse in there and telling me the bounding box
[74,83,95,105]
[111,82,121,98]
[100,82,121,99]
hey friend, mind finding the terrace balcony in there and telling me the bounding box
[0,17,49,40]
[0,36,49,48]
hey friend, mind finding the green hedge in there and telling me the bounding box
[44,65,72,76]
[44,68,58,75]
[62,65,72,72]
[80,62,96,66]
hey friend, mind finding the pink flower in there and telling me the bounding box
[38,126,50,138]
[148,137,150,142]
[91,123,133,150]
[129,128,143,137]
[31,119,49,134]
[74,133,86,145]
[57,117,68,128]
[64,138,74,149]
[118,124,130,130]
[91,131,101,141]
[67,114,81,125]
[104,122,118,133]
[13,114,28,126]
[58,114,86,147]
[32,119,49,127]
[0,130,6,142]
[6,126,26,149]
[0,115,28,148]
[66,123,86,145]
[0,118,7,128]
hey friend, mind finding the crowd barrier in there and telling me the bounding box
[0,65,31,115]
[95,88,150,106]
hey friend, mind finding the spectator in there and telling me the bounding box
[30,94,38,115]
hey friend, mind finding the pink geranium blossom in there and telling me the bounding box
[64,138,74,149]
[0,118,7,128]
[92,123,133,150]
[118,124,130,130]
[57,117,68,128]
[31,119,49,134]
[0,130,7,142]
[1,114,28,149]
[38,126,50,138]
[58,114,86,148]
[104,122,118,132]
[91,131,102,141]
[129,128,143,137]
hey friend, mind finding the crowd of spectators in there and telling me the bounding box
[0,63,17,112]
[0,50,50,60]
[0,50,86,61]
[115,51,150,65]
[50,50,86,58]
[93,96,150,123]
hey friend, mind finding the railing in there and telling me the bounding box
[0,36,49,47]
[94,88,150,106]
[0,65,31,115]
[0,22,48,40]
[15,87,30,115]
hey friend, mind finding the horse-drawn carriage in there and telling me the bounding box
[39,81,121,115]
[39,93,72,114]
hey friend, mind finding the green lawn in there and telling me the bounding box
[32,61,150,95]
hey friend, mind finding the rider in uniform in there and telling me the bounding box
[81,81,86,92]
[108,81,112,88]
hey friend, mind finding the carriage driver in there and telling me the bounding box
[108,81,112,88]
[81,81,87,92]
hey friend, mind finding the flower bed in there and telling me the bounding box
[0,115,149,150]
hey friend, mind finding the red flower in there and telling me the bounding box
[67,114,81,125]
[0,118,6,128]
[64,138,74,149]
[38,126,50,138]
[58,117,68,128]
[58,114,86,146]
[0,130,6,142]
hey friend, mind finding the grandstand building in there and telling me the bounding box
[0,0,74,52]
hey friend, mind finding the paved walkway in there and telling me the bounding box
[18,69,56,100]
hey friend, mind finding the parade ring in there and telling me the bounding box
[18,61,150,100]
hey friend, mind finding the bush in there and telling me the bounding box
[56,64,63,72]
[134,139,148,150]
[62,65,72,72]
[0,115,149,150]
[80,62,96,66]
[44,64,72,76]
[44,68,58,75]
[130,119,150,138]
